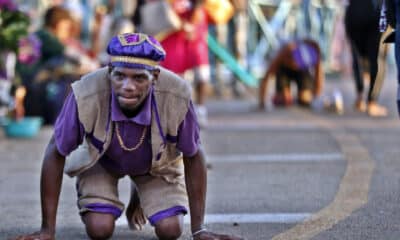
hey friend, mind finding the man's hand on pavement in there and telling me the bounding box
[11,231,54,240]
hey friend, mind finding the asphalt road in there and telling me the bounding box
[1,70,400,240]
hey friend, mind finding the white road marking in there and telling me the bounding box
[207,124,316,131]
[209,153,343,163]
[193,213,311,224]
[116,213,311,226]
[206,119,400,131]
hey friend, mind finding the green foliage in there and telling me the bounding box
[0,8,30,52]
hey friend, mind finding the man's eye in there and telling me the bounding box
[134,75,148,82]
[113,73,124,79]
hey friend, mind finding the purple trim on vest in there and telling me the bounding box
[148,205,188,226]
[151,90,167,161]
[156,152,162,160]
[105,93,112,132]
[83,203,123,218]
[151,91,166,144]
[88,91,112,153]
[86,132,104,153]
[166,134,178,143]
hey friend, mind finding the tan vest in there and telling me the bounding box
[64,67,191,183]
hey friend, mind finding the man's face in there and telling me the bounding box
[54,19,73,43]
[110,66,157,111]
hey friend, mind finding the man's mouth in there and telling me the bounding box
[119,95,140,105]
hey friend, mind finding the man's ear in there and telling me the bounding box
[152,68,161,83]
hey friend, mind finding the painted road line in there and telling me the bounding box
[206,124,316,131]
[209,153,344,163]
[116,213,311,226]
[272,111,375,240]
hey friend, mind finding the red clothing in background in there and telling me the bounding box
[160,1,209,74]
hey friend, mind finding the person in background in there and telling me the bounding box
[144,0,211,127]
[12,33,243,240]
[345,0,388,117]
[16,6,70,124]
[382,0,400,115]
[18,5,99,125]
[258,39,333,111]
[92,2,136,66]
[62,1,100,74]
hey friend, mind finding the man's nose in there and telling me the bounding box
[122,78,137,90]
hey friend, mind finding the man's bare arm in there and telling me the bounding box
[13,135,65,240]
[183,148,207,233]
[40,135,66,235]
[183,148,244,240]
[307,41,324,97]
[313,53,324,97]
[259,54,280,109]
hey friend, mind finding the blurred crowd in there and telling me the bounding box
[0,0,395,127]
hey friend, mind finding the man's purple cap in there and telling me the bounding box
[107,33,166,70]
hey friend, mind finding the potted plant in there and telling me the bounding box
[0,0,43,137]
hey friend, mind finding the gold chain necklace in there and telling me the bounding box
[115,122,147,152]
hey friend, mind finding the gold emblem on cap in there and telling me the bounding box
[117,33,166,55]
[118,33,146,46]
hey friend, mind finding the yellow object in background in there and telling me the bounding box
[204,0,235,25]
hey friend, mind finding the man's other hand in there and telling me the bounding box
[11,231,54,240]
[193,230,244,240]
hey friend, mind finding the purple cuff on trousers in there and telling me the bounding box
[83,203,123,218]
[148,205,188,226]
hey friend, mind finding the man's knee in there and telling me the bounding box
[82,212,115,240]
[154,215,184,240]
